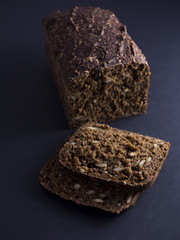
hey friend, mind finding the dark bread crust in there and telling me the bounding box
[42,7,150,128]
[59,122,171,191]
[43,6,148,86]
[39,146,140,214]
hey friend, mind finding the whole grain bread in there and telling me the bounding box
[42,6,150,128]
[59,122,170,191]
[39,147,139,213]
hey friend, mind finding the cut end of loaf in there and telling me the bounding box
[67,63,150,128]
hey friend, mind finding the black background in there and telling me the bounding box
[1,0,180,239]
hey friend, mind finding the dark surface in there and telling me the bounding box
[1,0,180,239]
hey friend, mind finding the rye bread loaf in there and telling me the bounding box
[42,6,150,128]
[59,122,170,191]
[39,147,139,213]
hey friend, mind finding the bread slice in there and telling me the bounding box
[39,147,139,213]
[59,122,170,191]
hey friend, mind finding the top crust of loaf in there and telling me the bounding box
[42,6,148,86]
